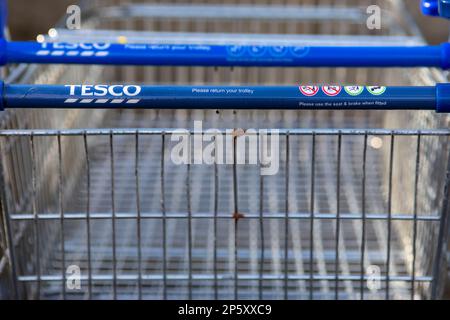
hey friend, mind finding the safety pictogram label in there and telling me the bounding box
[227,45,246,57]
[248,46,267,57]
[299,86,319,97]
[322,86,342,96]
[366,86,386,95]
[344,86,364,96]
[290,46,310,57]
[270,46,288,57]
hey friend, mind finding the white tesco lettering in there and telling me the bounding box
[123,85,140,96]
[65,85,142,97]
[81,85,93,96]
[43,43,111,50]
[109,85,123,97]
[94,85,108,96]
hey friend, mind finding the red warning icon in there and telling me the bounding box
[322,85,342,96]
[299,85,319,97]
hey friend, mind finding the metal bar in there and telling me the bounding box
[4,40,450,69]
[1,128,449,137]
[187,134,192,300]
[29,135,41,299]
[110,132,117,300]
[8,212,442,221]
[259,169,264,300]
[135,132,142,300]
[233,134,239,300]
[309,133,316,300]
[3,83,449,112]
[16,273,434,282]
[213,136,218,300]
[46,31,423,47]
[411,134,421,300]
[83,133,92,299]
[335,132,342,300]
[99,4,369,22]
[161,133,167,300]
[360,134,368,300]
[386,135,395,300]
[57,134,66,299]
[284,133,289,300]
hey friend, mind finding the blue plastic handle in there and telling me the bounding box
[0,0,7,39]
[422,0,440,16]
[0,82,449,113]
[1,40,450,69]
[0,1,449,68]
[422,0,450,18]
[439,0,450,18]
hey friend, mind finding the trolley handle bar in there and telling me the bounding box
[1,82,450,113]
[422,0,450,19]
[1,40,450,69]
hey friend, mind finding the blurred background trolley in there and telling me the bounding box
[0,0,450,300]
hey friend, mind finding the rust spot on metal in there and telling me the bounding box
[232,128,245,138]
[232,212,245,221]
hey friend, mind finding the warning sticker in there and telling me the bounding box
[227,45,246,57]
[290,46,310,57]
[322,86,342,96]
[299,86,319,97]
[344,86,364,96]
[249,46,267,57]
[270,46,288,57]
[367,86,386,95]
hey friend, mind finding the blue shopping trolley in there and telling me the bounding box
[0,0,448,301]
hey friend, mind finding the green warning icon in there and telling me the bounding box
[366,86,386,95]
[344,86,364,96]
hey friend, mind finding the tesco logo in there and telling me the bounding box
[41,42,111,51]
[65,85,142,97]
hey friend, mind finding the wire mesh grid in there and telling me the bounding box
[0,0,449,300]
[1,126,449,300]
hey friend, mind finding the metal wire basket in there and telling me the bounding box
[0,0,449,300]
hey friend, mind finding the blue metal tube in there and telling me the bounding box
[0,0,7,40]
[422,0,440,16]
[1,40,450,69]
[422,0,450,19]
[0,82,449,113]
[0,0,449,68]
